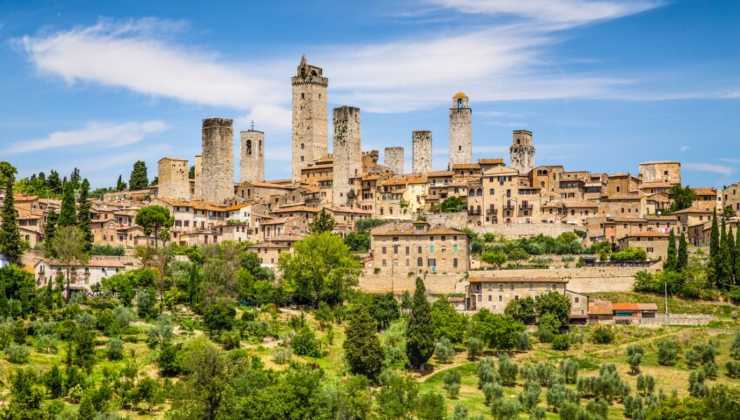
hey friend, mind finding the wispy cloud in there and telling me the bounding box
[684,162,734,176]
[679,145,690,152]
[3,120,168,155]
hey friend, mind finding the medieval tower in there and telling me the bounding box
[201,118,234,204]
[384,147,404,174]
[509,129,536,174]
[412,130,432,174]
[193,154,203,200]
[291,55,328,182]
[332,106,362,206]
[240,127,265,183]
[157,157,190,201]
[448,92,472,166]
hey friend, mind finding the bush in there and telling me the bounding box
[434,337,455,364]
[219,331,241,350]
[627,345,644,375]
[443,370,461,399]
[291,326,321,357]
[6,343,29,363]
[466,337,483,360]
[272,347,292,364]
[591,326,614,344]
[657,339,680,366]
[498,354,518,387]
[516,332,531,351]
[477,357,497,389]
[482,382,503,406]
[417,391,447,420]
[106,337,124,360]
[559,358,578,384]
[726,360,740,378]
[552,334,570,351]
[491,398,521,420]
[611,247,647,262]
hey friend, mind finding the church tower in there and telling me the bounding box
[509,129,536,174]
[449,92,472,167]
[291,55,328,182]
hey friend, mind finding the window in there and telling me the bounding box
[417,257,423,267]
[488,295,492,301]
[453,258,458,268]
[382,246,386,254]
[405,246,410,255]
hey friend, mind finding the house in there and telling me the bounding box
[33,255,140,294]
[587,300,658,324]
[616,231,670,261]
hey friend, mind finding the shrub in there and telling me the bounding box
[106,337,124,360]
[688,370,707,397]
[552,334,570,351]
[434,337,455,364]
[657,339,680,366]
[611,247,647,262]
[478,357,497,388]
[417,391,446,420]
[498,354,518,387]
[466,337,483,360]
[6,343,29,363]
[291,326,321,357]
[627,345,644,375]
[443,370,461,399]
[516,331,531,351]
[726,360,740,378]
[518,381,541,410]
[491,398,521,420]
[452,405,468,420]
[591,326,614,344]
[482,382,503,406]
[272,347,292,364]
[559,358,578,384]
[219,331,241,350]
[637,374,655,396]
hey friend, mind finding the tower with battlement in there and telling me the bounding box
[332,106,362,206]
[449,92,472,167]
[291,56,328,182]
[240,127,264,183]
[384,147,404,174]
[412,130,432,174]
[509,129,535,174]
[201,118,234,204]
[157,157,190,201]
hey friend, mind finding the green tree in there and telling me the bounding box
[116,175,127,191]
[470,310,525,351]
[0,172,23,264]
[47,170,62,195]
[728,227,736,286]
[279,232,360,307]
[406,277,435,370]
[309,208,336,233]
[430,296,467,343]
[57,182,77,227]
[665,229,677,271]
[709,210,721,287]
[43,209,58,254]
[77,179,93,252]
[440,196,466,213]
[735,227,740,285]
[0,161,17,187]
[0,264,37,317]
[534,291,571,328]
[135,205,174,248]
[668,185,695,212]
[48,226,90,300]
[417,391,447,420]
[677,231,688,271]
[129,160,149,190]
[718,218,733,289]
[343,305,384,381]
[504,296,537,324]
[370,293,400,330]
[376,370,419,419]
[481,250,506,269]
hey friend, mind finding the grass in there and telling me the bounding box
[587,291,737,318]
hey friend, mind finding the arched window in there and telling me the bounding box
[246,140,252,155]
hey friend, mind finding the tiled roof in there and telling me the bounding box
[588,300,613,315]
[371,222,463,236]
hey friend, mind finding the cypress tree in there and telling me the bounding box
[116,175,126,191]
[677,232,688,271]
[343,305,384,382]
[44,209,58,257]
[0,175,23,264]
[57,182,77,227]
[406,277,435,370]
[664,230,677,271]
[709,211,720,288]
[719,219,732,290]
[47,170,62,195]
[128,161,149,190]
[735,227,740,287]
[77,179,93,252]
[728,227,736,286]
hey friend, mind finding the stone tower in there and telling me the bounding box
[332,106,362,207]
[509,129,535,174]
[240,127,264,183]
[449,92,472,167]
[412,130,432,174]
[157,157,190,200]
[291,55,328,182]
[201,118,234,204]
[384,147,404,174]
[193,154,203,200]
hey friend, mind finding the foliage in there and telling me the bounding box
[591,325,615,344]
[440,196,466,213]
[309,208,336,233]
[91,244,126,256]
[406,277,435,369]
[552,334,570,351]
[135,205,174,247]
[343,306,383,381]
[470,309,525,350]
[434,337,455,363]
[611,247,647,262]
[627,345,644,375]
[431,296,467,343]
[128,160,149,190]
[417,391,447,420]
[443,369,461,399]
[376,370,419,419]
[291,326,321,357]
[369,293,400,330]
[668,185,695,212]
[534,291,571,328]
[0,264,37,317]
[498,353,519,387]
[0,171,23,265]
[77,178,93,251]
[48,225,90,299]
[657,338,680,366]
[504,296,536,324]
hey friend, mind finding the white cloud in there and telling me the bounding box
[238,104,292,134]
[3,120,168,155]
[425,0,661,26]
[679,145,690,152]
[684,163,734,176]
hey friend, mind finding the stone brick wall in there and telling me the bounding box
[332,106,362,206]
[201,118,234,204]
[510,129,535,174]
[384,146,404,174]
[291,58,328,181]
[157,157,190,200]
[193,155,202,200]
[412,130,432,174]
[240,129,264,183]
[449,96,472,166]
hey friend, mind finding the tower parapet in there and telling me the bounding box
[201,118,234,204]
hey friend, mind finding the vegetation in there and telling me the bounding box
[128,160,149,190]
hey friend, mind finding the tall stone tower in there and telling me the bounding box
[384,147,404,174]
[240,127,264,183]
[332,106,362,207]
[412,130,432,174]
[291,55,328,182]
[201,118,234,204]
[449,92,472,166]
[193,154,203,200]
[509,129,535,174]
[157,157,190,200]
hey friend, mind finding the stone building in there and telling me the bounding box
[157,157,190,201]
[723,181,740,215]
[384,147,404,174]
[412,130,432,174]
[193,154,203,200]
[448,92,472,167]
[201,118,234,204]
[291,56,328,182]
[639,161,681,185]
[332,106,362,207]
[509,129,535,174]
[616,231,670,261]
[369,221,469,275]
[240,128,265,183]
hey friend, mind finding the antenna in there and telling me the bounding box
[250,120,255,131]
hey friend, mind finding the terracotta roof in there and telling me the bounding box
[483,166,518,176]
[451,163,480,170]
[640,181,675,189]
[588,300,613,315]
[371,222,463,236]
[691,188,717,196]
[426,171,455,177]
[479,158,505,165]
[619,231,670,239]
[612,303,658,311]
[671,207,712,215]
[469,274,568,284]
[272,205,320,214]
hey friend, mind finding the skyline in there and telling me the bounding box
[1,0,740,188]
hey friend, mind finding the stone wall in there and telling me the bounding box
[510,129,535,174]
[291,58,328,181]
[412,130,432,174]
[201,118,234,204]
[384,146,404,174]
[193,155,202,200]
[359,272,468,296]
[157,157,190,200]
[332,106,362,206]
[449,96,472,166]
[240,129,265,183]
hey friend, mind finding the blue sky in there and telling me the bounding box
[1,0,739,189]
